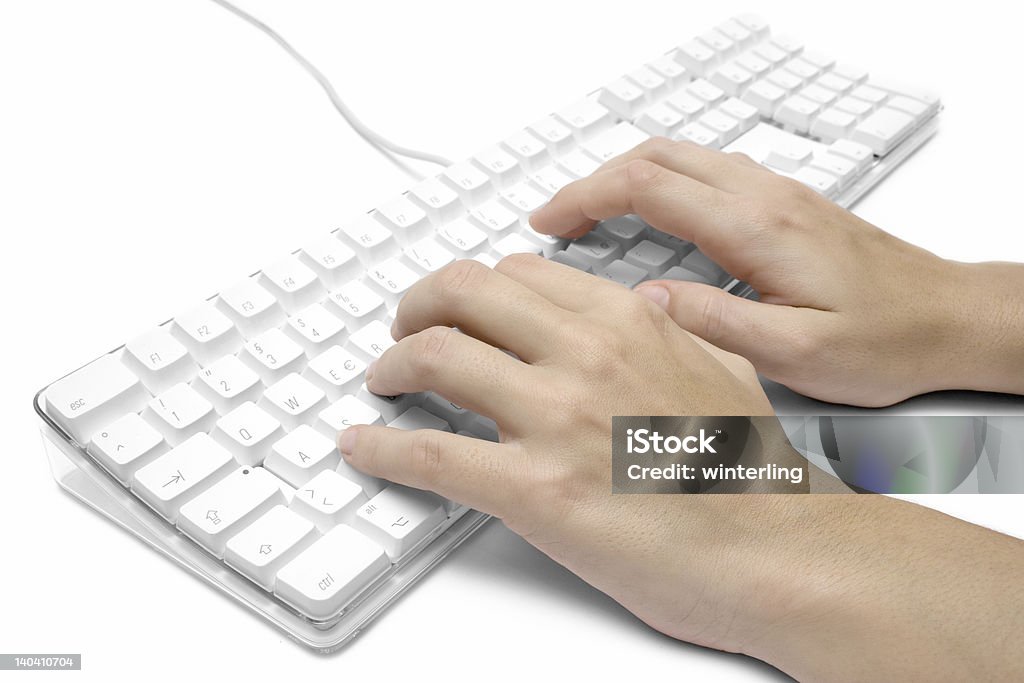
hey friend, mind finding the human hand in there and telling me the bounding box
[530,138,1024,406]
[337,256,808,651]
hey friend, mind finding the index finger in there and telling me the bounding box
[528,159,749,254]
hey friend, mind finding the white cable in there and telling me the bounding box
[207,0,454,175]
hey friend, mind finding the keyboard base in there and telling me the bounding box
[36,402,490,652]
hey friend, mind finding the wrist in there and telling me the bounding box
[931,260,1024,395]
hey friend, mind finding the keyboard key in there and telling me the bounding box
[500,182,549,216]
[374,196,432,245]
[623,239,676,277]
[265,424,340,488]
[420,393,475,434]
[224,505,318,591]
[647,54,689,88]
[679,250,732,287]
[492,233,542,258]
[794,166,840,197]
[178,466,289,557]
[298,235,360,290]
[800,84,837,107]
[817,72,854,95]
[326,280,386,330]
[742,79,786,116]
[753,42,788,66]
[212,401,283,466]
[402,237,456,275]
[556,149,602,179]
[718,97,759,132]
[501,129,550,171]
[316,394,384,439]
[132,433,236,523]
[850,84,887,106]
[291,469,367,532]
[142,383,217,447]
[353,485,447,561]
[527,116,575,155]
[388,406,452,433]
[887,95,931,118]
[191,354,263,415]
[783,57,820,83]
[661,265,718,286]
[520,227,568,257]
[259,258,325,315]
[710,62,753,96]
[556,97,614,140]
[472,145,522,189]
[733,13,769,38]
[674,39,718,75]
[122,327,198,395]
[469,199,519,242]
[664,89,706,120]
[674,121,719,148]
[595,259,648,288]
[809,153,859,189]
[715,20,755,49]
[626,65,668,100]
[827,139,874,170]
[581,122,649,163]
[833,95,874,117]
[441,161,493,204]
[284,303,346,358]
[241,328,306,385]
[698,29,735,57]
[771,34,804,56]
[686,78,726,105]
[852,107,916,155]
[365,257,421,308]
[408,177,463,224]
[171,303,242,366]
[87,412,168,485]
[302,346,366,401]
[734,51,771,78]
[437,218,489,257]
[216,277,286,337]
[594,215,648,250]
[45,354,151,444]
[774,95,821,133]
[764,138,814,172]
[337,214,399,265]
[356,385,425,424]
[810,107,857,141]
[260,372,327,431]
[598,76,646,119]
[636,102,686,137]
[766,69,803,94]
[274,525,389,620]
[346,319,396,362]
[565,233,623,269]
[697,109,742,146]
[529,165,575,196]
[549,249,592,272]
[831,63,868,85]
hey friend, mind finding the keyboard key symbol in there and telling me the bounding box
[392,516,409,528]
[206,509,221,525]
[258,544,272,555]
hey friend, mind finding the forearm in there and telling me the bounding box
[939,260,1024,396]
[738,496,1024,681]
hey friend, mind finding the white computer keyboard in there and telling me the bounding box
[34,13,940,650]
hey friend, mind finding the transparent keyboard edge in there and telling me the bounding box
[35,389,490,652]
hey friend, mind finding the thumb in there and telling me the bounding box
[634,280,806,367]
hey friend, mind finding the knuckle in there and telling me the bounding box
[622,158,664,192]
[411,326,455,376]
[636,135,674,157]
[409,430,445,481]
[495,251,543,277]
[433,259,489,301]
[699,292,726,342]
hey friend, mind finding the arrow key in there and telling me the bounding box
[224,505,318,591]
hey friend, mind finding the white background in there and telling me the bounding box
[2,1,1022,681]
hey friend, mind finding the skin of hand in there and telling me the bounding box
[530,137,1024,407]
[336,257,1024,681]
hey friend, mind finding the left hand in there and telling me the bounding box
[336,255,805,655]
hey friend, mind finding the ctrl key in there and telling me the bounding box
[274,525,389,620]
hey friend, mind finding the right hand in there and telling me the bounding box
[530,137,1024,407]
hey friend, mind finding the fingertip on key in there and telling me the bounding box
[337,426,359,457]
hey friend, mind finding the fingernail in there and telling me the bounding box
[364,360,377,383]
[635,284,670,310]
[338,427,358,456]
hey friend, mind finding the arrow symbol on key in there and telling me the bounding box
[162,470,185,487]
[206,510,221,525]
[258,544,272,555]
